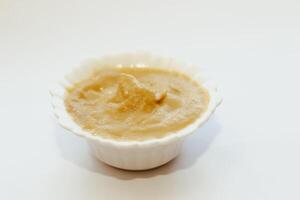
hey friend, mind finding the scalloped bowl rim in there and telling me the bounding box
[50,52,222,148]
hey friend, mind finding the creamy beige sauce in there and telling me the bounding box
[65,67,209,141]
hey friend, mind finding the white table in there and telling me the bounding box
[1,0,300,199]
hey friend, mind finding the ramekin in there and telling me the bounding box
[50,52,222,170]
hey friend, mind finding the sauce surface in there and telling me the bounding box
[65,67,209,141]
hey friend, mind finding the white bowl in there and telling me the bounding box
[50,52,222,170]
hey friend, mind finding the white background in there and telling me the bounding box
[1,0,300,199]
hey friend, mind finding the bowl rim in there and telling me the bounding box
[50,52,222,148]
